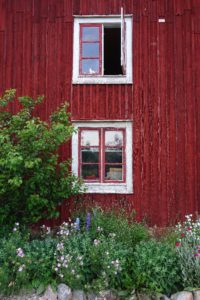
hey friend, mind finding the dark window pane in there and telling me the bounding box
[104,27,122,75]
[82,27,100,41]
[105,130,123,146]
[81,148,99,163]
[82,165,99,180]
[82,43,99,58]
[81,59,99,74]
[105,148,122,163]
[81,130,99,146]
[105,165,123,181]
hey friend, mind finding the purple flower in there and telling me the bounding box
[86,213,91,231]
[17,248,25,258]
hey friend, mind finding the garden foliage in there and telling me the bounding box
[175,214,200,287]
[0,89,82,226]
[1,210,196,298]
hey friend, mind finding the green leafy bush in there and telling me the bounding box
[75,207,149,249]
[133,240,181,295]
[0,224,30,294]
[0,89,82,226]
[0,224,57,295]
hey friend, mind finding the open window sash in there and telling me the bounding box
[121,7,126,75]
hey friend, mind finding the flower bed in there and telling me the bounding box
[0,211,200,298]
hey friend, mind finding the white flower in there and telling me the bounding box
[18,264,25,272]
[97,226,103,232]
[94,239,100,246]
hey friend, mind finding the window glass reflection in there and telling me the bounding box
[82,165,99,180]
[81,59,99,74]
[81,130,99,146]
[105,165,123,181]
[105,131,123,146]
[82,27,99,41]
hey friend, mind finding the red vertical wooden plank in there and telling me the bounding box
[73,0,80,15]
[32,23,40,98]
[174,15,186,218]
[148,17,160,224]
[194,33,200,211]
[49,0,56,22]
[0,0,6,31]
[174,0,184,15]
[13,12,24,101]
[55,0,64,17]
[64,0,72,22]
[182,10,196,214]
[157,20,168,225]
[38,19,47,94]
[4,7,14,90]
[166,19,177,223]
[157,0,167,17]
[22,12,32,95]
[0,31,5,94]
[45,20,57,117]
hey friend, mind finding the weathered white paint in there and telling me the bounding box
[72,16,133,84]
[158,18,166,23]
[71,121,133,194]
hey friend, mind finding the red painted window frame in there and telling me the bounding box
[103,128,126,183]
[79,24,102,76]
[78,128,126,183]
[79,128,101,182]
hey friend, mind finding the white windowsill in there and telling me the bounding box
[83,182,133,194]
[73,76,133,84]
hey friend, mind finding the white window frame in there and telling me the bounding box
[72,15,133,84]
[71,120,133,193]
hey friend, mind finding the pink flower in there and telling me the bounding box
[194,253,199,257]
[198,249,200,253]
[17,248,25,258]
[176,242,181,247]
[181,233,185,237]
[187,227,191,231]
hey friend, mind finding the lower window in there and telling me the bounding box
[72,121,133,194]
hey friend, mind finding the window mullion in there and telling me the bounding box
[101,24,104,76]
[100,128,104,183]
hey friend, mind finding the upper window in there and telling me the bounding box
[72,121,133,194]
[73,13,133,84]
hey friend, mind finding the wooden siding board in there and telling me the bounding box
[166,21,177,223]
[22,13,32,95]
[13,12,24,104]
[0,31,5,93]
[0,0,6,31]
[183,11,196,213]
[148,18,159,224]
[158,20,168,224]
[174,15,186,218]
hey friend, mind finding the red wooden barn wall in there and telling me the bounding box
[0,0,199,226]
